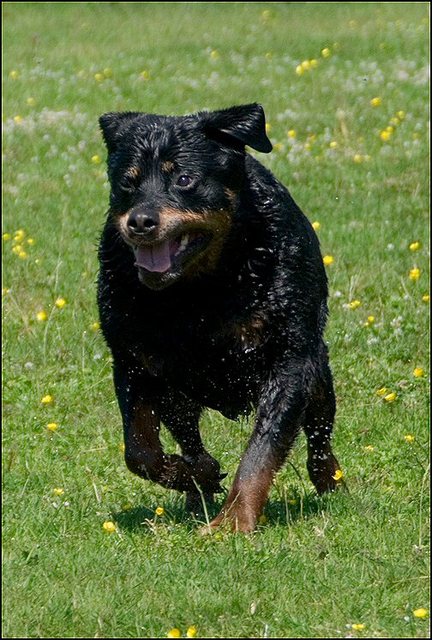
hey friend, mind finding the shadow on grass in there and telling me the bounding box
[114,487,348,533]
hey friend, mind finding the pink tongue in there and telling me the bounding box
[134,241,172,273]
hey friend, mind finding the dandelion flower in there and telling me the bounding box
[47,422,59,432]
[329,141,338,149]
[103,67,113,78]
[187,626,197,638]
[384,392,397,403]
[265,122,272,134]
[376,387,387,397]
[312,221,321,231]
[287,129,296,138]
[353,154,364,164]
[397,110,406,120]
[295,64,304,76]
[321,47,331,58]
[155,506,165,517]
[2,288,10,296]
[3,233,11,241]
[367,315,375,324]
[301,60,311,71]
[422,294,429,303]
[380,130,391,142]
[167,629,181,638]
[55,297,67,309]
[94,72,104,82]
[140,69,151,80]
[27,238,35,245]
[323,255,334,266]
[409,241,421,251]
[18,250,28,259]
[210,50,220,60]
[409,268,421,281]
[53,487,64,496]
[9,70,19,79]
[351,623,366,631]
[332,469,343,481]
[413,608,428,619]
[364,445,375,452]
[370,97,382,107]
[91,154,102,165]
[404,434,415,443]
[41,394,54,405]
[36,311,48,322]
[413,367,425,378]
[91,321,101,331]
[310,59,318,68]
[26,97,36,107]
[347,300,361,310]
[13,115,23,124]
[14,229,25,241]
[102,521,116,533]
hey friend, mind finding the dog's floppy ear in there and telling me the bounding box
[99,112,141,153]
[201,103,272,153]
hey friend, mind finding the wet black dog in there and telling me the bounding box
[97,103,342,532]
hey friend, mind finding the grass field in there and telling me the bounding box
[2,2,430,638]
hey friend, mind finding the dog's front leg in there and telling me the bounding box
[204,361,308,533]
[113,363,199,492]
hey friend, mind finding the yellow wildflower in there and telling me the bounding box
[54,297,67,309]
[295,64,304,76]
[364,445,374,452]
[389,116,400,126]
[91,321,101,331]
[36,311,48,322]
[409,241,421,251]
[167,629,181,638]
[26,97,36,107]
[47,422,59,432]
[14,229,25,242]
[384,392,397,403]
[140,70,151,80]
[103,67,113,78]
[13,115,23,124]
[376,387,388,397]
[265,122,272,134]
[347,300,361,310]
[380,130,391,142]
[9,70,19,79]
[404,434,415,443]
[370,97,382,107]
[53,488,64,496]
[323,255,334,266]
[287,129,296,138]
[421,294,429,303]
[397,110,406,120]
[155,506,165,517]
[102,521,116,533]
[3,233,11,241]
[413,608,428,619]
[310,58,318,68]
[41,394,54,405]
[2,288,10,296]
[332,469,343,481]
[210,50,220,60]
[413,367,425,378]
[27,238,35,245]
[301,60,311,71]
[312,221,321,231]
[353,154,364,163]
[91,154,102,164]
[351,623,366,631]
[409,268,421,281]
[329,141,338,149]
[94,73,104,82]
[321,47,331,58]
[187,626,198,638]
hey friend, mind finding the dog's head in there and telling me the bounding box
[99,104,272,289]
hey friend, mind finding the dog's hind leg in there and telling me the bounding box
[160,391,226,513]
[302,353,343,494]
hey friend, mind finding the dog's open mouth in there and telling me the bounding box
[133,232,210,273]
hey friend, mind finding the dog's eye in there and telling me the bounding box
[176,174,194,188]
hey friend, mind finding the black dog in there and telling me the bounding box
[97,103,341,532]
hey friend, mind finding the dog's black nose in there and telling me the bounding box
[127,211,158,235]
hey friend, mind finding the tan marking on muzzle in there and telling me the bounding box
[158,207,233,275]
[161,160,174,173]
